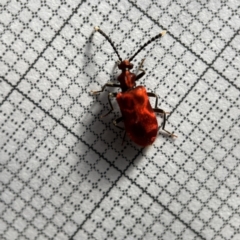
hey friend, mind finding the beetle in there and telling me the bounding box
[91,26,177,146]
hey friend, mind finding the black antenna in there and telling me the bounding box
[94,26,122,61]
[129,30,167,62]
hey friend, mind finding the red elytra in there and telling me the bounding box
[92,27,177,146]
[117,86,158,146]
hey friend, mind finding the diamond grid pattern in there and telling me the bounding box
[0,0,240,240]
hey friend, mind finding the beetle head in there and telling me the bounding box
[118,59,133,70]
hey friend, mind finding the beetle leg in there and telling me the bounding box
[101,92,117,118]
[91,82,120,95]
[121,131,127,145]
[147,92,159,108]
[139,58,145,69]
[113,117,126,145]
[147,92,171,114]
[153,108,177,138]
[113,116,124,130]
[136,59,146,81]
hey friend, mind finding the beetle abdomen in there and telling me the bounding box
[116,86,158,146]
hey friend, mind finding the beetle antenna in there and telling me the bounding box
[94,26,122,61]
[129,30,167,62]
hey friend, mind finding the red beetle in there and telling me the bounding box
[92,26,177,146]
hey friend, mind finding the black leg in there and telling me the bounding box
[113,116,124,130]
[136,59,146,81]
[147,92,159,108]
[153,108,177,138]
[148,93,170,115]
[101,92,117,117]
[113,116,126,145]
[91,82,120,94]
[121,131,127,145]
[147,92,174,136]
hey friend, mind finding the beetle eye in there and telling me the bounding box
[129,63,133,69]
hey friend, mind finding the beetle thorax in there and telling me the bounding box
[118,60,136,92]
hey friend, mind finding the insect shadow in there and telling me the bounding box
[81,35,127,151]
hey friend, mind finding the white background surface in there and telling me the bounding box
[0,0,240,239]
